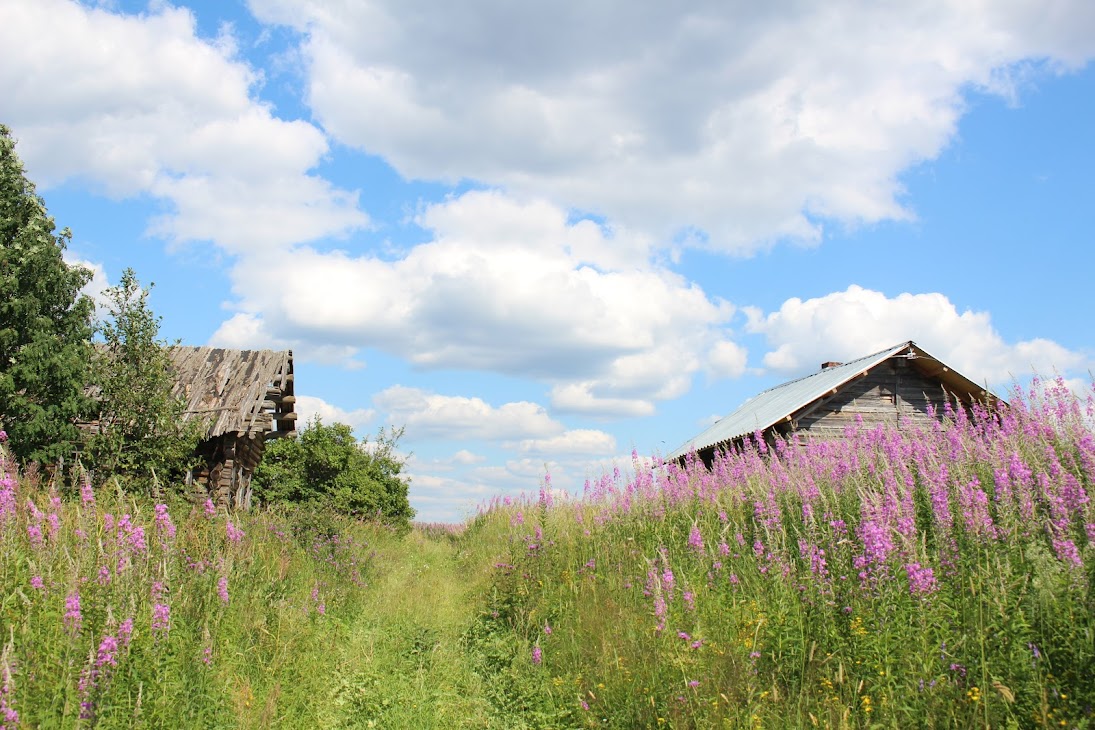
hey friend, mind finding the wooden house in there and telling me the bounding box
[668,340,1001,468]
[169,347,296,508]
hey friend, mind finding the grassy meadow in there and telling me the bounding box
[1,376,1094,728]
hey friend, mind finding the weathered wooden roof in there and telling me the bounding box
[168,347,295,440]
[667,340,999,460]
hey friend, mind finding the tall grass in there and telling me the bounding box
[2,376,1093,728]
[466,378,1095,728]
[0,437,394,727]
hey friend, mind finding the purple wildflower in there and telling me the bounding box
[203,499,216,518]
[531,645,542,665]
[905,562,939,595]
[688,525,704,553]
[96,635,119,669]
[154,504,176,540]
[80,479,95,506]
[29,576,44,590]
[64,591,82,634]
[226,520,245,544]
[151,603,170,638]
[217,576,230,605]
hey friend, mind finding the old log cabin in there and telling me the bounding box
[169,347,296,508]
[668,340,1002,468]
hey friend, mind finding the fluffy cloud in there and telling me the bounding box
[1,0,367,252]
[373,385,564,441]
[213,191,741,414]
[293,394,375,430]
[64,255,112,311]
[748,285,1089,385]
[508,429,617,455]
[252,0,1095,252]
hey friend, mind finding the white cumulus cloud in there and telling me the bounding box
[748,285,1089,385]
[0,0,367,252]
[373,385,564,441]
[251,0,1095,252]
[293,394,375,430]
[213,190,740,415]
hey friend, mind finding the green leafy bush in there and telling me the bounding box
[255,419,415,529]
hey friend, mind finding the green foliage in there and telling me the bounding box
[0,441,383,727]
[84,268,199,490]
[0,124,95,464]
[255,419,415,528]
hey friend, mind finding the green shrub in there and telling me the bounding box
[254,419,415,529]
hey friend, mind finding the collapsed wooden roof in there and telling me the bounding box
[168,347,296,440]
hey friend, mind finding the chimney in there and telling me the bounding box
[821,361,843,370]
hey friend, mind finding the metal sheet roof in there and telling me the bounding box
[667,341,915,460]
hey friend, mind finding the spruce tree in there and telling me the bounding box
[0,125,95,463]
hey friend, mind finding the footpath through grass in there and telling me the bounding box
[318,529,505,729]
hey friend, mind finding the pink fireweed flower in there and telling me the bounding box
[688,525,704,553]
[316,603,326,615]
[153,504,176,541]
[683,590,696,611]
[64,591,83,634]
[47,512,60,540]
[117,618,134,647]
[97,566,111,586]
[531,645,542,665]
[29,576,44,590]
[1052,538,1082,567]
[0,430,7,442]
[203,499,216,518]
[80,479,95,506]
[202,647,213,666]
[905,562,939,595]
[1,664,18,729]
[151,602,170,637]
[543,621,552,635]
[0,476,15,519]
[26,523,43,547]
[225,520,245,544]
[217,576,230,605]
[96,635,119,669]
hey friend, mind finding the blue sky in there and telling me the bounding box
[3,0,1093,522]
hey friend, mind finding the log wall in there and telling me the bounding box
[188,432,265,509]
[792,358,960,440]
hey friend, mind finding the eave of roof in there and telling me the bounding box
[666,340,998,461]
